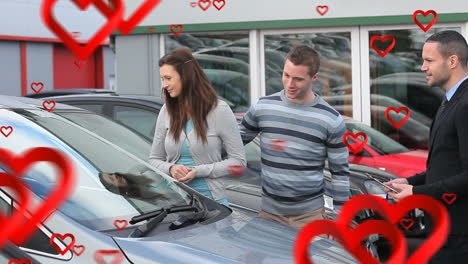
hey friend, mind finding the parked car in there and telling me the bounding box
[342,116,427,178]
[24,88,117,98]
[1,95,358,264]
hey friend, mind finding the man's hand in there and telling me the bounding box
[170,164,191,180]
[178,168,197,183]
[384,178,408,193]
[387,183,413,202]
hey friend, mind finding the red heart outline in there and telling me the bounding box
[442,193,457,205]
[338,194,450,264]
[213,0,226,11]
[94,249,125,264]
[50,233,76,255]
[41,0,124,61]
[72,245,86,256]
[399,218,414,230]
[94,0,163,35]
[370,35,396,57]
[1,126,13,137]
[190,2,197,8]
[413,10,438,32]
[42,100,56,112]
[30,82,44,94]
[295,219,406,264]
[74,58,87,68]
[342,132,367,154]
[7,259,32,264]
[147,27,155,33]
[170,25,184,36]
[385,107,411,129]
[0,147,76,246]
[0,173,32,249]
[268,139,288,151]
[227,165,246,176]
[113,219,128,231]
[315,5,328,16]
[198,0,211,11]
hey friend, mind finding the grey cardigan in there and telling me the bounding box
[148,100,246,200]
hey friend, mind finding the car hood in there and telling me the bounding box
[113,210,356,264]
[386,149,428,161]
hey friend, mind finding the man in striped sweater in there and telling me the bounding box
[239,45,350,228]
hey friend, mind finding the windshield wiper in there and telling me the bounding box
[127,194,208,238]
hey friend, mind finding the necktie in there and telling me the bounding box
[434,97,448,121]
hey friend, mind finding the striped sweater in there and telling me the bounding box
[239,90,350,216]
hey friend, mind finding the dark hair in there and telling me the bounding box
[286,45,321,76]
[427,30,468,68]
[99,172,141,197]
[159,48,218,144]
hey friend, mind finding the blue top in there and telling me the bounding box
[446,75,468,101]
[175,119,228,205]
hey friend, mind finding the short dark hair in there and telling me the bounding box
[426,30,468,68]
[286,45,320,76]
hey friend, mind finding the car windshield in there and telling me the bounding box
[345,120,410,155]
[0,108,191,231]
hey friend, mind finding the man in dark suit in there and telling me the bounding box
[385,30,468,263]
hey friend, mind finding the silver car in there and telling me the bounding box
[0,95,357,264]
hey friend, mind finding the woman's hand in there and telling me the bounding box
[170,164,191,180]
[178,168,197,183]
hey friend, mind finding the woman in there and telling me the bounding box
[149,48,246,206]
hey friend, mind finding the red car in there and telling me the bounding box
[343,116,427,177]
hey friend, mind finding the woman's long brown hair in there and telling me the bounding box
[159,48,218,144]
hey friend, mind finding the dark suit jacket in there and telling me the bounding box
[407,78,468,236]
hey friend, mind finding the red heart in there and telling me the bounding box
[1,126,13,137]
[170,25,184,36]
[213,0,225,11]
[342,132,367,154]
[413,10,438,32]
[8,259,32,264]
[113,219,128,231]
[71,31,81,38]
[50,233,76,255]
[72,245,86,256]
[0,173,32,249]
[370,35,396,57]
[74,58,87,68]
[30,82,44,94]
[42,100,56,112]
[385,107,410,129]
[147,27,155,33]
[227,165,246,176]
[94,0,163,35]
[315,5,328,16]
[190,2,197,7]
[198,0,211,11]
[268,139,288,151]
[338,194,450,264]
[0,147,76,246]
[442,193,457,205]
[41,0,124,61]
[94,250,125,264]
[295,219,406,264]
[399,218,414,230]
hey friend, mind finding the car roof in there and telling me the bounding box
[43,94,165,106]
[0,95,86,111]
[24,88,117,98]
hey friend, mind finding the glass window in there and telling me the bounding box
[0,109,190,232]
[264,32,353,117]
[72,104,104,115]
[369,27,460,150]
[165,32,250,113]
[113,105,157,141]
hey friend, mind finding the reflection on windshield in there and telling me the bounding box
[5,109,191,231]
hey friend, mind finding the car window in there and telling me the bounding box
[71,104,105,115]
[1,108,191,231]
[345,121,410,155]
[56,111,152,161]
[113,105,157,141]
